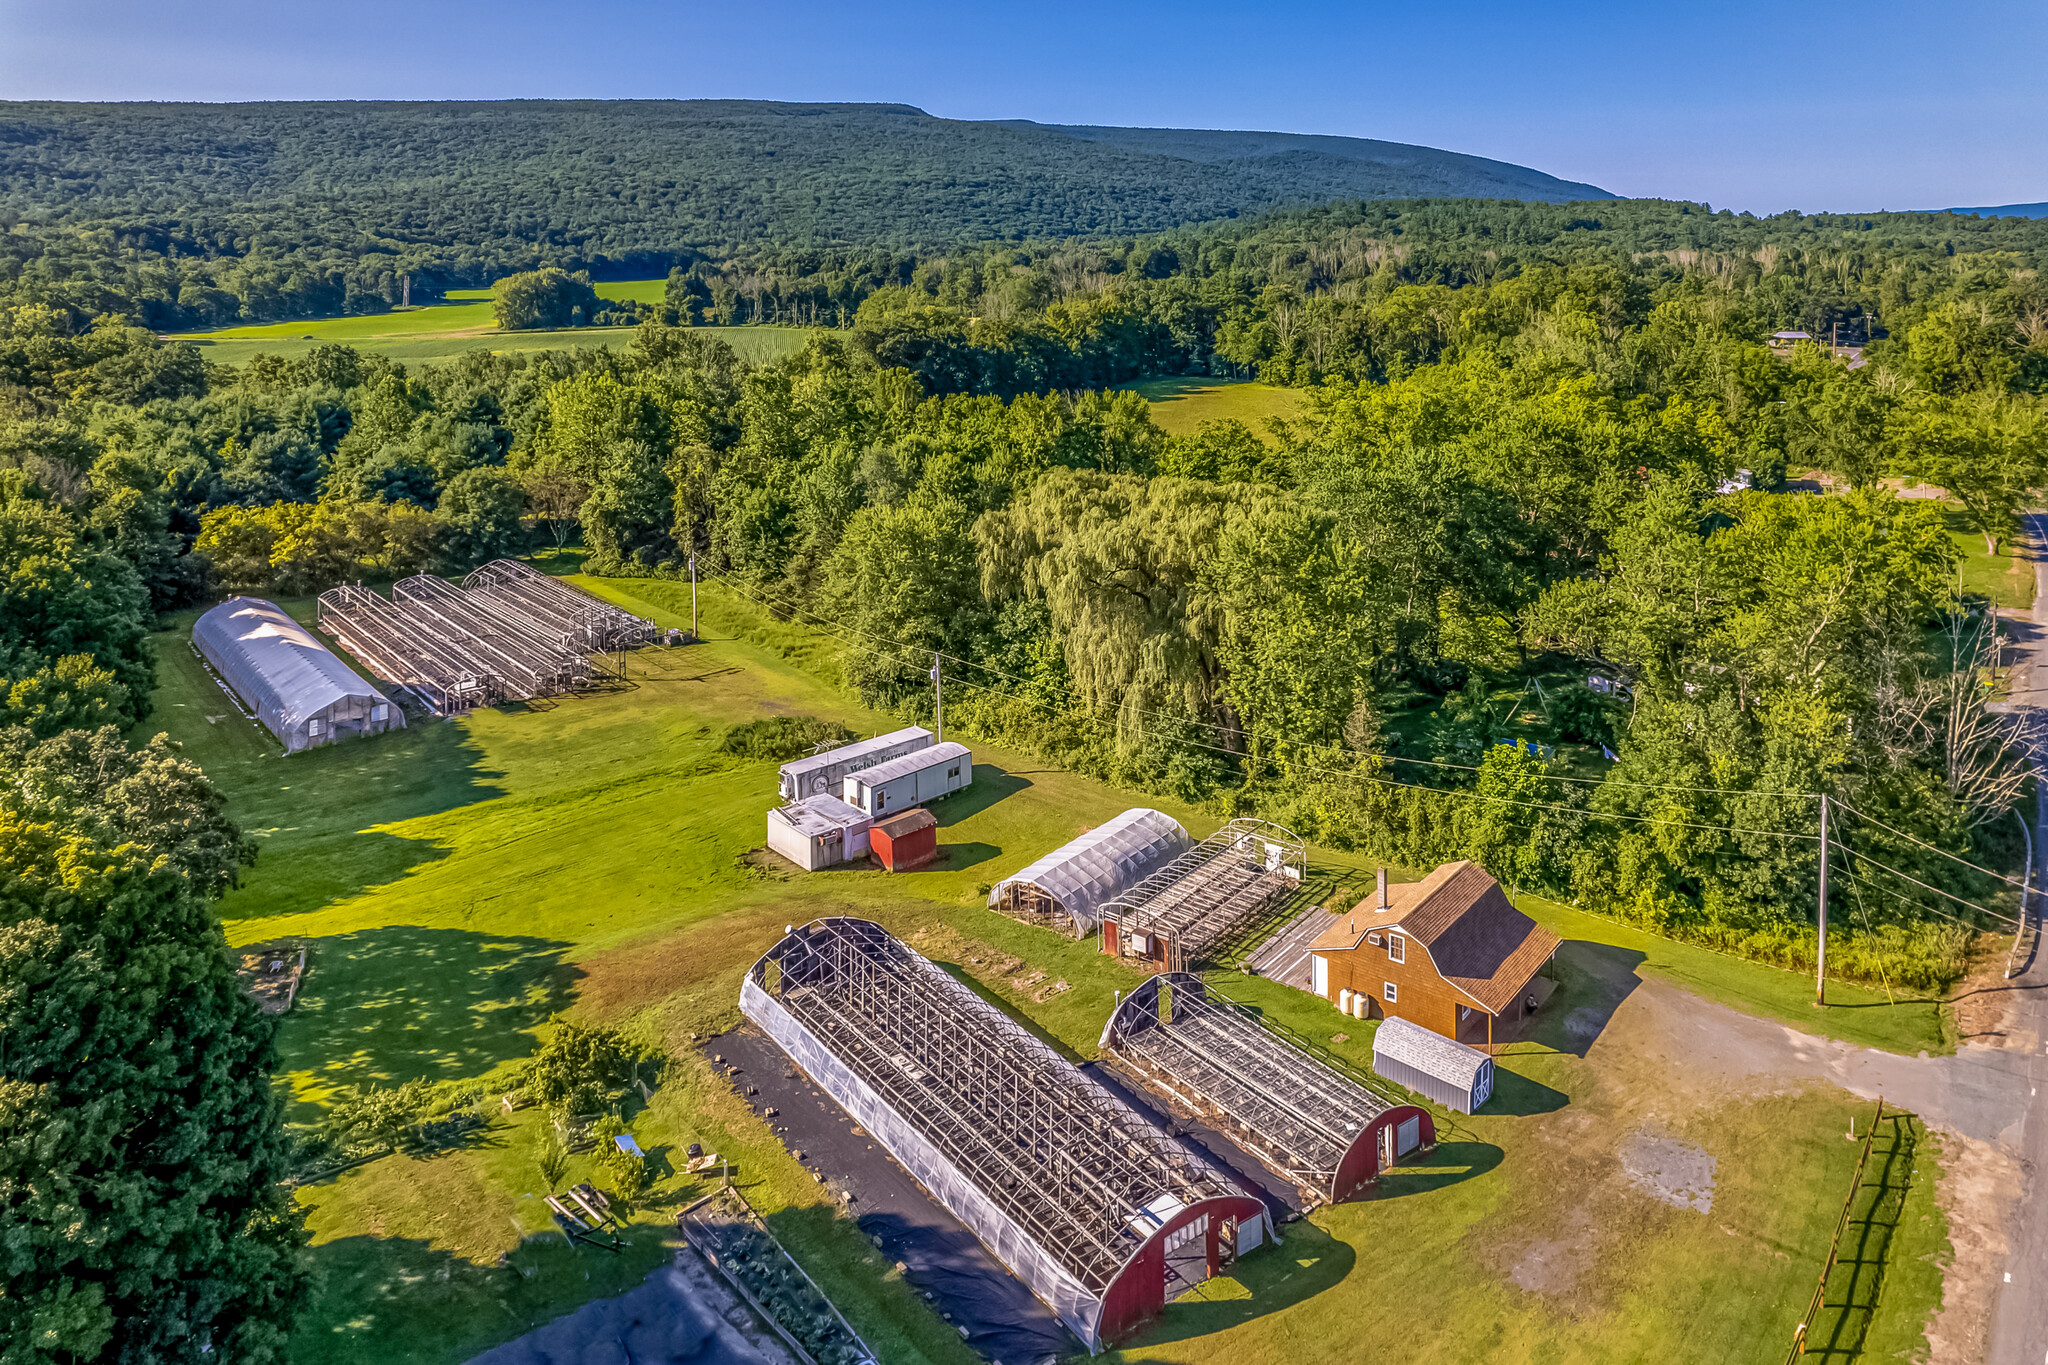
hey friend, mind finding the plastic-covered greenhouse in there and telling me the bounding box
[987,808,1191,937]
[193,597,404,752]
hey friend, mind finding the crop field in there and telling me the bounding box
[166,283,810,367]
[1119,377,1306,438]
[139,570,1950,1365]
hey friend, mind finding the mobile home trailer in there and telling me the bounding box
[841,741,972,817]
[777,727,933,802]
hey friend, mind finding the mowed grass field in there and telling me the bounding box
[167,282,810,367]
[139,573,1951,1365]
[1117,377,1306,438]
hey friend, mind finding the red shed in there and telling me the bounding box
[870,808,938,872]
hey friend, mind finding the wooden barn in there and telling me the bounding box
[1309,861,1559,1046]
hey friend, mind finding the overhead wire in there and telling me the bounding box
[703,569,1825,802]
[1829,799,2026,890]
[700,571,1822,843]
[1832,844,2019,927]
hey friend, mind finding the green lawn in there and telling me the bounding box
[140,574,1951,1365]
[167,282,811,368]
[1119,377,1306,439]
[1943,505,2036,609]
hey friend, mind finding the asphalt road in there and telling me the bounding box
[1983,515,2048,1365]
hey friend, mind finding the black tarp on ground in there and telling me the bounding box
[712,1027,1073,1365]
[464,1256,799,1365]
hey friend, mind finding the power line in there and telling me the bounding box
[701,573,1821,844]
[1830,799,2025,890]
[1833,846,2018,927]
[704,569,1823,804]
[1833,862,2009,938]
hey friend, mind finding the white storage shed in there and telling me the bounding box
[193,596,403,752]
[766,795,874,872]
[778,726,933,801]
[841,741,972,817]
[1371,1016,1495,1114]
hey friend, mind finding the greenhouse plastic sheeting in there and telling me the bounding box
[988,807,1191,933]
[193,597,402,752]
[739,976,1108,1349]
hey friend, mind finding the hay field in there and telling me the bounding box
[1121,377,1306,438]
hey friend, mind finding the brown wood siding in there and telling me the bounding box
[1315,931,1468,1038]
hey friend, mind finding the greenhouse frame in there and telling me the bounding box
[192,597,403,752]
[987,808,1192,938]
[1101,973,1435,1206]
[741,919,1267,1352]
[1099,819,1306,972]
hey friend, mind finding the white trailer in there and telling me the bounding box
[777,726,933,801]
[765,795,874,872]
[841,742,972,818]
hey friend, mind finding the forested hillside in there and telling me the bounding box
[0,99,1604,328]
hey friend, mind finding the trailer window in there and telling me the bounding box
[948,765,960,779]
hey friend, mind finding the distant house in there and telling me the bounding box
[1309,861,1560,1046]
[1768,330,1812,356]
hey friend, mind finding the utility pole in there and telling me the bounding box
[932,653,943,743]
[689,554,698,642]
[1815,794,1830,1007]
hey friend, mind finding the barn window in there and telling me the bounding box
[1383,981,1398,1003]
[1388,933,1405,963]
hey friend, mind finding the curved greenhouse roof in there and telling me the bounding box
[988,807,1191,936]
[193,597,403,753]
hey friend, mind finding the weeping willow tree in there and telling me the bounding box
[977,469,1247,750]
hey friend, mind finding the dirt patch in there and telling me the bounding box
[1618,1130,1716,1213]
[1946,932,2042,1053]
[1506,1204,1597,1297]
[1922,1130,2024,1365]
[236,938,307,1014]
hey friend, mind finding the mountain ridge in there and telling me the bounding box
[0,98,1610,249]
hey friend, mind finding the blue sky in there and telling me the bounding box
[2,0,2041,214]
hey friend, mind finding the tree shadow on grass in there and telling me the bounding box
[279,926,581,1097]
[225,719,508,923]
[298,1228,669,1365]
[1120,1219,1357,1355]
[929,764,1033,827]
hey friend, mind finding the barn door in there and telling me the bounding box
[1311,955,1328,999]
